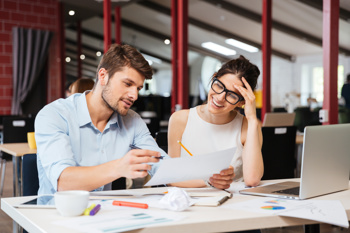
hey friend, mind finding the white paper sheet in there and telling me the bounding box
[145,147,235,186]
[278,200,349,228]
[222,197,349,228]
[53,205,185,233]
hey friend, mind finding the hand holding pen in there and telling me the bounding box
[117,146,162,179]
[129,144,165,159]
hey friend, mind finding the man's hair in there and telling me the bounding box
[214,55,260,90]
[96,44,153,82]
[347,73,350,82]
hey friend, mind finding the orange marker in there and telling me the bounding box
[177,140,193,156]
[112,201,148,209]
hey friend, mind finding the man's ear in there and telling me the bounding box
[98,68,109,86]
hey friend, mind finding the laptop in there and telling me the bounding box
[262,112,296,127]
[240,124,350,200]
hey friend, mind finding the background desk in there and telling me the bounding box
[0,143,37,196]
[2,180,350,233]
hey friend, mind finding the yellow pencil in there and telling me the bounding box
[177,140,193,156]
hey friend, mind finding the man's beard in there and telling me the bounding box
[101,92,133,116]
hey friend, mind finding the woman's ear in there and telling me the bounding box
[237,101,245,108]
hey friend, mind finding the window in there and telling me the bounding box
[312,65,344,103]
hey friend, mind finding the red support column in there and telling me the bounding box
[103,0,111,53]
[323,0,339,125]
[77,20,82,79]
[114,7,121,45]
[176,0,189,110]
[171,0,178,113]
[57,1,66,99]
[261,0,272,122]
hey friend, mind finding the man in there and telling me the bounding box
[341,74,350,109]
[35,44,166,195]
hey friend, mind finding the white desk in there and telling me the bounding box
[2,181,350,233]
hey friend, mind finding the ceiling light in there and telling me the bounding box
[164,39,170,45]
[68,10,75,16]
[96,51,102,57]
[225,39,259,53]
[147,60,153,65]
[201,42,236,56]
[80,54,85,60]
[142,53,162,64]
[65,57,71,62]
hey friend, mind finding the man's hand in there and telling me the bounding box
[117,149,161,179]
[208,166,235,189]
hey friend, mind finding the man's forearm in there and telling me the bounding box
[57,160,120,191]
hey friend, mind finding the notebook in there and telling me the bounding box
[240,124,350,200]
[262,112,296,127]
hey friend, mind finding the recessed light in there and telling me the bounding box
[65,57,71,62]
[201,42,236,56]
[96,51,102,57]
[225,39,259,53]
[164,39,170,45]
[80,54,85,60]
[68,10,75,16]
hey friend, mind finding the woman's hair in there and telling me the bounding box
[214,55,260,90]
[70,78,95,94]
[96,44,153,82]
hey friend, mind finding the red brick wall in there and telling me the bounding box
[0,0,62,114]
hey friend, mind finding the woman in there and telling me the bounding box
[69,78,95,95]
[167,55,263,189]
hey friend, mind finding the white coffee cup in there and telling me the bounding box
[54,190,89,217]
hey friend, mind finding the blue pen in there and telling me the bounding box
[129,144,164,159]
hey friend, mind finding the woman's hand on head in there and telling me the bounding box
[235,77,257,121]
[208,166,234,190]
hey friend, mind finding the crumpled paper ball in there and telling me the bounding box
[158,187,191,211]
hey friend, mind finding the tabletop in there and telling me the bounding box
[2,180,350,233]
[0,142,37,157]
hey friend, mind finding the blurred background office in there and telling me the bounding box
[0,0,350,131]
[0,1,350,232]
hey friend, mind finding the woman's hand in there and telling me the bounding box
[208,166,235,189]
[235,77,257,121]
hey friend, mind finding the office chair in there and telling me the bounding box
[155,131,168,153]
[22,153,39,196]
[261,126,297,180]
[0,115,34,197]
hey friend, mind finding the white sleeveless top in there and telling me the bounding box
[181,107,244,182]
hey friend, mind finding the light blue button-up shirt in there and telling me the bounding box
[35,92,167,195]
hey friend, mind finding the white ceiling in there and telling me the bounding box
[61,0,350,79]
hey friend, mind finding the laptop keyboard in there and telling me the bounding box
[272,186,300,195]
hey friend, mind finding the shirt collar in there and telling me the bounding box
[76,92,120,129]
[77,92,92,127]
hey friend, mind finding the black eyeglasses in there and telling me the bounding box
[211,78,243,105]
